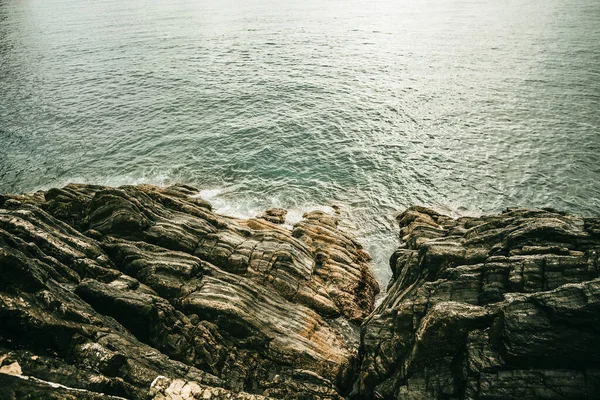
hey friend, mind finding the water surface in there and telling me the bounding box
[1,0,599,287]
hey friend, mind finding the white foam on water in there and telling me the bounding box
[33,173,175,193]
[196,187,339,226]
[207,194,262,220]
[196,188,223,201]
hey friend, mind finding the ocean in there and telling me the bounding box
[1,0,599,288]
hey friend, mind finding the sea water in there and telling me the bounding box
[1,0,599,288]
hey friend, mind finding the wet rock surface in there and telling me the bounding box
[0,184,378,399]
[258,208,287,225]
[356,206,600,399]
[1,187,600,399]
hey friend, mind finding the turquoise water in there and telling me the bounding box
[1,0,599,287]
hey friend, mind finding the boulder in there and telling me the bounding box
[258,208,287,224]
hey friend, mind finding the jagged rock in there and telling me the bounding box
[356,206,600,399]
[148,375,272,399]
[0,373,128,400]
[258,208,287,224]
[0,183,378,399]
[3,185,600,399]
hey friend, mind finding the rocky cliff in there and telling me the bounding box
[356,206,600,399]
[0,185,599,399]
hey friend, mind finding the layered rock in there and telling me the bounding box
[356,206,600,399]
[2,184,600,399]
[0,183,379,399]
[258,208,287,225]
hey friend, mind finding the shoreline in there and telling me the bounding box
[5,180,401,292]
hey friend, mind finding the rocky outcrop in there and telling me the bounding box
[2,185,600,399]
[356,206,600,399]
[258,208,287,225]
[0,183,378,399]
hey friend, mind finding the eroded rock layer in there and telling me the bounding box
[356,206,600,399]
[0,184,379,400]
[2,185,600,399]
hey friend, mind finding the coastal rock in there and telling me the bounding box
[258,208,287,224]
[2,184,600,399]
[0,373,128,400]
[0,184,378,399]
[356,206,600,399]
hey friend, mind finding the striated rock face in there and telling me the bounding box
[2,185,600,399]
[258,208,288,225]
[356,206,600,399]
[0,183,378,400]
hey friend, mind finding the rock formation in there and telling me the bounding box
[0,184,378,399]
[356,206,600,399]
[1,185,600,399]
[258,208,287,225]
